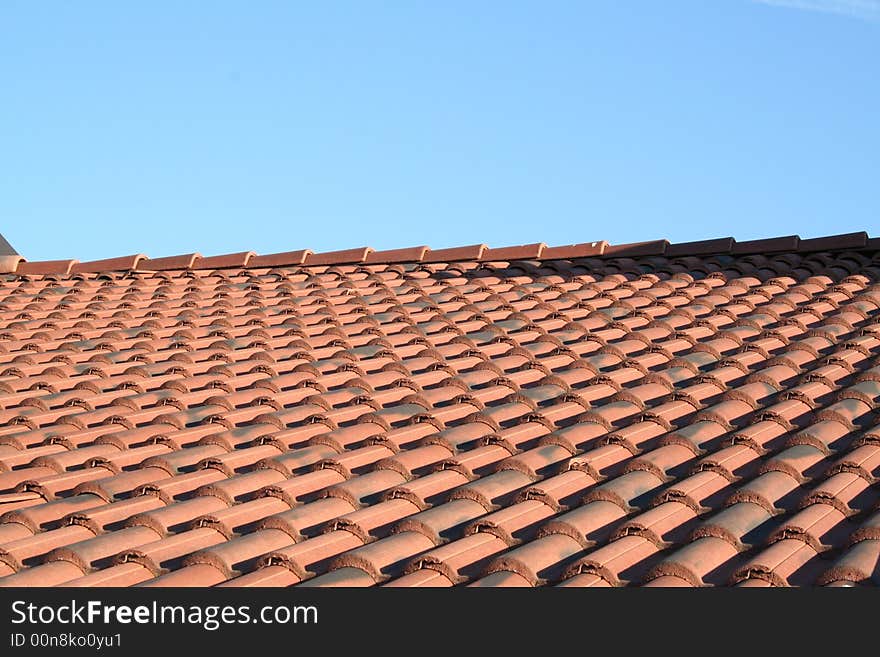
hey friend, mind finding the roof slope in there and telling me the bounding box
[0,233,879,587]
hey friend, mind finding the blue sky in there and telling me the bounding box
[1,1,877,262]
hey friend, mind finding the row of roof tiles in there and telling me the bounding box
[0,232,873,276]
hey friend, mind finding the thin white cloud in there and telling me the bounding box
[752,0,880,21]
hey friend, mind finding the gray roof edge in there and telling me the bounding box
[0,233,18,256]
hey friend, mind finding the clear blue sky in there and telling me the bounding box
[1,1,878,262]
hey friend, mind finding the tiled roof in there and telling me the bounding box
[0,232,879,587]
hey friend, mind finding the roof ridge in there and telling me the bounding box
[0,231,873,276]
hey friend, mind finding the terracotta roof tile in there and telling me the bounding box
[481,243,546,261]
[0,256,24,274]
[304,247,373,266]
[421,244,487,263]
[0,230,879,587]
[603,240,669,257]
[732,236,800,255]
[248,250,312,268]
[541,242,607,259]
[799,232,868,253]
[196,252,256,270]
[666,237,735,257]
[15,259,78,276]
[71,255,147,273]
[364,246,430,264]
[140,253,202,271]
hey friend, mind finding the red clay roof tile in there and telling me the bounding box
[140,253,202,270]
[15,259,78,276]
[666,237,735,257]
[364,246,429,264]
[541,242,607,259]
[732,236,800,255]
[0,230,878,587]
[248,250,312,268]
[304,247,373,266]
[71,255,147,273]
[421,244,487,263]
[0,256,24,274]
[603,240,669,257]
[196,252,256,270]
[481,243,546,261]
[799,232,868,252]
